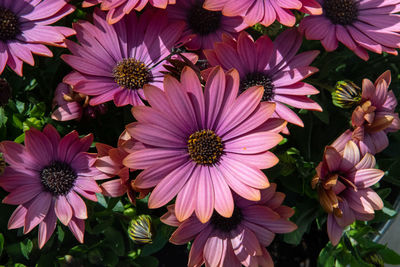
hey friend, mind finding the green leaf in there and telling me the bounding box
[28,102,46,117]
[141,224,170,257]
[12,114,23,129]
[57,225,65,242]
[15,101,25,113]
[0,107,7,126]
[104,227,125,256]
[0,233,4,256]
[20,239,33,260]
[317,244,336,267]
[134,256,159,267]
[14,133,25,143]
[378,247,400,264]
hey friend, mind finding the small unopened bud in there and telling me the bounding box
[128,215,153,244]
[332,80,361,109]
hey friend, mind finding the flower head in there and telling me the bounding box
[166,0,247,50]
[82,0,176,24]
[204,29,322,127]
[62,8,184,107]
[0,125,106,248]
[204,0,322,27]
[299,0,400,60]
[124,66,286,223]
[161,184,297,267]
[312,140,384,245]
[0,0,75,76]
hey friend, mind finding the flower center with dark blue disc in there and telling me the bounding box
[40,161,77,196]
[240,72,275,101]
[187,129,224,165]
[113,58,151,90]
[210,207,243,232]
[323,0,358,25]
[187,3,222,36]
[0,7,20,41]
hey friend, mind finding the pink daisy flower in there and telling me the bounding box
[203,0,322,27]
[0,0,75,76]
[95,130,149,204]
[62,9,184,107]
[161,184,297,267]
[204,29,322,127]
[82,0,176,24]
[312,141,384,245]
[166,0,247,50]
[0,125,106,248]
[51,82,107,121]
[123,66,286,223]
[299,0,400,60]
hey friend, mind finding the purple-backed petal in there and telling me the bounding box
[363,188,384,210]
[66,191,88,219]
[327,213,343,246]
[204,234,224,267]
[355,153,376,170]
[335,199,355,227]
[187,226,213,267]
[323,146,342,173]
[3,184,43,205]
[25,128,53,166]
[38,204,57,249]
[55,195,73,225]
[24,192,52,234]
[230,226,262,261]
[340,140,360,172]
[68,217,85,243]
[353,168,384,188]
[170,218,208,245]
[8,205,28,229]
[344,189,374,214]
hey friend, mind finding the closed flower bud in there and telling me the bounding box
[332,80,361,109]
[128,215,153,244]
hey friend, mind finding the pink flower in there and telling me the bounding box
[203,0,322,27]
[0,125,107,248]
[0,0,75,76]
[332,71,400,155]
[124,66,286,223]
[312,141,384,245]
[166,0,247,50]
[299,0,400,60]
[95,130,149,204]
[161,184,297,267]
[62,9,184,107]
[82,0,176,24]
[51,82,108,121]
[204,29,322,127]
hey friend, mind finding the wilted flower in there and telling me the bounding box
[299,0,400,60]
[204,29,322,127]
[332,80,362,109]
[62,9,184,107]
[82,0,176,24]
[203,0,322,27]
[312,140,384,245]
[0,125,107,248]
[51,83,107,121]
[0,0,75,75]
[166,0,247,50]
[124,66,285,223]
[161,184,297,267]
[128,214,153,244]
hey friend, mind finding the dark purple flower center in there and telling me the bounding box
[187,129,224,165]
[323,0,359,25]
[240,72,275,101]
[210,206,243,233]
[113,58,151,90]
[187,3,222,36]
[0,78,11,106]
[0,7,20,41]
[40,161,77,196]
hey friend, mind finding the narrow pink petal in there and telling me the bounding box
[187,226,213,267]
[340,141,360,171]
[355,153,376,170]
[231,226,262,261]
[327,213,343,246]
[123,148,184,169]
[323,146,342,173]
[24,192,52,234]
[8,205,28,229]
[170,218,208,245]
[100,179,126,197]
[242,221,275,246]
[211,167,234,218]
[353,169,384,188]
[225,132,282,154]
[55,196,73,225]
[3,184,42,205]
[68,217,85,243]
[205,66,227,129]
[66,191,88,219]
[204,235,224,266]
[195,167,215,223]
[38,204,57,249]
[175,168,199,222]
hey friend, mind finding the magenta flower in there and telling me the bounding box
[62,9,184,107]
[204,0,322,27]
[299,0,400,60]
[0,125,107,248]
[312,141,384,245]
[124,66,285,223]
[0,0,75,76]
[204,29,322,127]
[82,0,176,24]
[166,0,247,50]
[161,184,297,267]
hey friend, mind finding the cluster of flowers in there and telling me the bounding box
[312,71,400,245]
[0,0,399,266]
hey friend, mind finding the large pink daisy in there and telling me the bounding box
[0,0,75,76]
[82,0,176,24]
[161,184,297,267]
[166,0,247,50]
[124,66,286,223]
[312,140,384,245]
[0,125,107,248]
[299,0,400,60]
[204,0,322,27]
[204,29,322,127]
[62,9,184,107]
